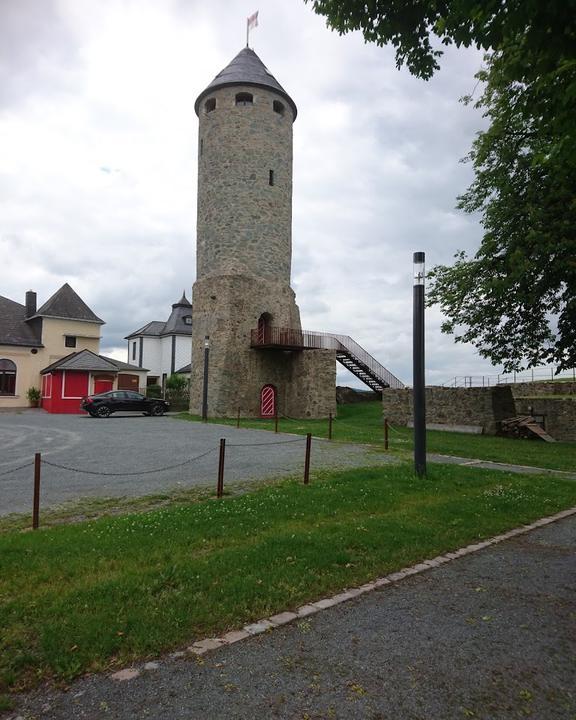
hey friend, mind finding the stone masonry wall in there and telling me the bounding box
[197,85,294,284]
[382,386,515,435]
[382,383,576,441]
[513,382,576,441]
[285,350,337,418]
[190,275,335,418]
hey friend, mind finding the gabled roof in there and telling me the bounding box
[41,349,148,374]
[108,357,149,372]
[125,321,165,339]
[33,283,104,324]
[195,47,297,119]
[0,296,43,347]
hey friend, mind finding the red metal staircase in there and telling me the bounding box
[250,327,404,390]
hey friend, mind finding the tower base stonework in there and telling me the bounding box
[190,275,336,418]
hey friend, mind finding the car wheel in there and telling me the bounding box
[96,405,111,418]
[150,404,165,417]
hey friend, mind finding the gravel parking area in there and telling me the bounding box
[0,410,393,516]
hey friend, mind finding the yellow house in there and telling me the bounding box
[0,284,104,408]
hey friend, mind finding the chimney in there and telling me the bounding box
[25,290,37,319]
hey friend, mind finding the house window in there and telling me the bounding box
[65,336,77,348]
[273,100,285,116]
[132,341,137,360]
[0,359,16,395]
[235,92,253,106]
[204,98,216,113]
[183,315,192,325]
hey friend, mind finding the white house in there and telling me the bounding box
[125,293,192,392]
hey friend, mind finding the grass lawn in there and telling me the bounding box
[176,402,576,472]
[2,462,576,698]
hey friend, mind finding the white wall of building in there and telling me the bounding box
[160,336,173,376]
[126,334,192,380]
[142,337,163,378]
[175,335,192,372]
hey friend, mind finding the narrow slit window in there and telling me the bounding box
[269,169,274,186]
[204,98,216,113]
[273,100,285,116]
[200,138,204,156]
[235,92,253,106]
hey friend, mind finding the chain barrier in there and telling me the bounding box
[0,460,34,478]
[41,447,217,477]
[277,412,307,423]
[387,422,411,436]
[227,437,305,448]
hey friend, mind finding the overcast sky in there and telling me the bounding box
[1,0,500,387]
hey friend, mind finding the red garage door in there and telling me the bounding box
[94,375,114,394]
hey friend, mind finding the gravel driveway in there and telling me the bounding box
[0,410,393,516]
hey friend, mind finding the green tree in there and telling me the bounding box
[428,43,576,372]
[307,0,576,371]
[305,0,575,80]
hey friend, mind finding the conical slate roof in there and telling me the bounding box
[195,47,297,119]
[33,283,104,324]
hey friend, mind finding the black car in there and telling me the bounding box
[81,390,170,418]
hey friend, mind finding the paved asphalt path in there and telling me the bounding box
[7,515,575,720]
[0,410,394,516]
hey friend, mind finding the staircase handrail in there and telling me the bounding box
[306,330,405,389]
[250,325,405,389]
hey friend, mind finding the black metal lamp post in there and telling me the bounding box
[413,252,426,476]
[202,335,210,422]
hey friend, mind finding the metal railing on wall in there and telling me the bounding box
[442,366,576,388]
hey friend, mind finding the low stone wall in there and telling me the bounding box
[512,381,576,397]
[382,386,515,435]
[382,383,576,441]
[514,397,576,442]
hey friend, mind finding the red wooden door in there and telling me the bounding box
[94,376,114,395]
[260,384,276,417]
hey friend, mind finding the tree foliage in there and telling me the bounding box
[307,0,576,371]
[427,40,576,372]
[306,0,576,80]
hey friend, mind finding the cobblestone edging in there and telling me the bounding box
[109,506,576,682]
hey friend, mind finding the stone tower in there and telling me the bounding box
[189,47,336,418]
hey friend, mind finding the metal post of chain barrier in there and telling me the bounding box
[236,407,240,429]
[328,412,333,440]
[274,412,278,433]
[303,433,312,485]
[32,452,41,530]
[217,438,226,498]
[384,418,389,451]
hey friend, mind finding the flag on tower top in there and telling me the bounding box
[246,10,259,46]
[247,11,259,30]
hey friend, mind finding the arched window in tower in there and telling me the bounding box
[235,92,253,106]
[257,313,273,345]
[204,98,216,113]
[0,359,16,395]
[273,100,285,116]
